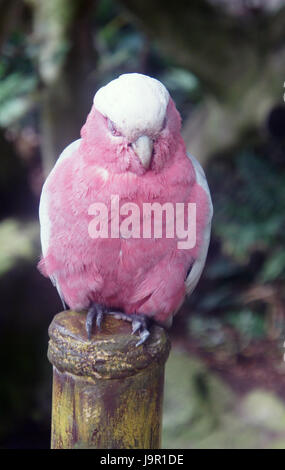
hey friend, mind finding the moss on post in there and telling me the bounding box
[48,310,170,449]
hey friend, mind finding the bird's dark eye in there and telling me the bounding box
[107,118,122,137]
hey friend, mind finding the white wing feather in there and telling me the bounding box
[39,138,81,306]
[185,153,213,296]
[39,139,81,256]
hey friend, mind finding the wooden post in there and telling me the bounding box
[48,310,170,449]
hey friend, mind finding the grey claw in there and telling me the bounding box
[87,308,151,345]
[96,309,103,330]
[86,304,104,339]
[86,307,95,340]
[136,328,150,347]
[132,319,141,334]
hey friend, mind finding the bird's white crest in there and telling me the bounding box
[93,73,169,141]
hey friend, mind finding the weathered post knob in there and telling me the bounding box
[48,310,170,449]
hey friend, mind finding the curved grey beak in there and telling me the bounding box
[132,135,153,169]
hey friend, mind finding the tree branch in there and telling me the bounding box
[119,0,285,99]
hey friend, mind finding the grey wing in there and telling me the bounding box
[185,153,213,296]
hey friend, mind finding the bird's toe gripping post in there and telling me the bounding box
[86,306,151,347]
[86,303,105,340]
[108,311,151,346]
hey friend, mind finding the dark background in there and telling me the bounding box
[0,0,285,448]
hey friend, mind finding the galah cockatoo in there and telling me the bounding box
[39,73,213,345]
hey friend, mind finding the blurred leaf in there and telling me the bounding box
[161,68,199,94]
[189,315,227,348]
[205,257,244,280]
[225,309,266,340]
[259,249,285,282]
[0,73,37,126]
[212,150,285,265]
[197,285,238,312]
[0,219,38,276]
[96,0,120,24]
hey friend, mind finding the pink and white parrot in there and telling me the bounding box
[39,73,213,345]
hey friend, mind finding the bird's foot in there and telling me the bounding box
[86,305,150,346]
[108,311,150,347]
[131,315,150,346]
[86,303,105,340]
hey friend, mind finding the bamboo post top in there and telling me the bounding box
[48,310,171,380]
[48,311,170,448]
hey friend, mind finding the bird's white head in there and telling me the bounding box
[93,73,170,169]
